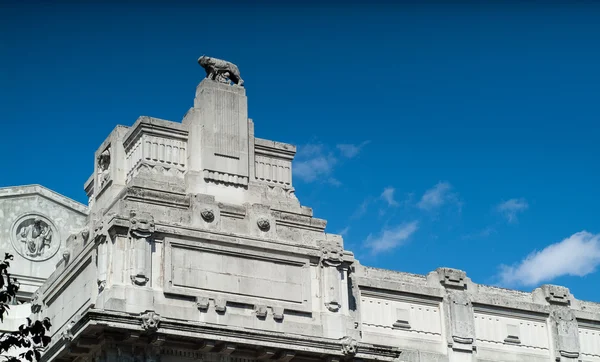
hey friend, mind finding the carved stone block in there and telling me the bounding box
[61,320,76,342]
[341,336,358,355]
[214,299,227,313]
[504,324,521,344]
[551,308,580,359]
[257,217,270,231]
[438,268,467,289]
[272,306,284,321]
[196,297,209,311]
[30,291,42,314]
[255,305,268,318]
[448,292,475,351]
[141,311,160,331]
[543,285,571,305]
[325,301,341,312]
[392,308,411,329]
[319,239,344,267]
[129,211,155,239]
[200,208,215,222]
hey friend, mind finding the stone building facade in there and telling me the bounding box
[2,59,600,362]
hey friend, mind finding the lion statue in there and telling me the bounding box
[198,55,244,86]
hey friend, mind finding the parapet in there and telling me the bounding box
[355,264,600,362]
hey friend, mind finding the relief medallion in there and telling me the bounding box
[11,214,60,261]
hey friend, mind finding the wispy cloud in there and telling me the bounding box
[498,231,600,287]
[417,182,460,211]
[338,227,350,237]
[380,187,399,207]
[293,143,338,183]
[294,141,368,185]
[351,198,372,219]
[336,141,370,159]
[364,221,419,254]
[462,227,496,240]
[497,198,529,223]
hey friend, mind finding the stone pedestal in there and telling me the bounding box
[184,80,250,194]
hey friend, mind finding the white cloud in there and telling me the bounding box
[417,182,459,211]
[293,143,337,183]
[294,141,367,184]
[364,221,419,254]
[497,198,529,223]
[296,143,324,158]
[293,155,336,182]
[498,231,600,287]
[336,141,370,158]
[380,187,398,207]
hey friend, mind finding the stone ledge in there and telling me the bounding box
[123,115,188,151]
[43,309,402,362]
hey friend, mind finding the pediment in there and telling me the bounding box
[0,184,88,216]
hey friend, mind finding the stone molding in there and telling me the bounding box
[43,309,401,362]
[0,184,88,215]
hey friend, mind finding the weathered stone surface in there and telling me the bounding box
[6,57,600,362]
[0,185,88,301]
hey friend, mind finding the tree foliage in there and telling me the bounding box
[0,253,51,361]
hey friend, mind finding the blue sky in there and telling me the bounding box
[1,2,600,301]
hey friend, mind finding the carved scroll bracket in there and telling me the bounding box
[128,211,156,287]
[196,297,227,314]
[141,311,161,331]
[447,291,475,352]
[550,307,580,360]
[319,240,347,313]
[341,336,358,356]
[30,291,42,314]
[319,239,344,268]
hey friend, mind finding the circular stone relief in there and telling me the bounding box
[10,214,60,262]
